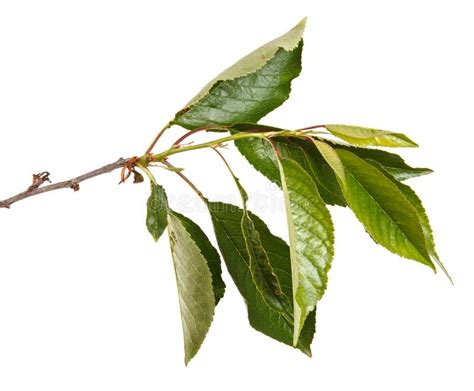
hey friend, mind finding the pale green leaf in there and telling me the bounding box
[278,158,334,345]
[312,139,346,182]
[167,210,216,365]
[171,210,226,303]
[325,125,418,148]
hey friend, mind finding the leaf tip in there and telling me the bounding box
[432,255,454,285]
[302,347,312,358]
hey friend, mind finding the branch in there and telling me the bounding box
[0,157,129,209]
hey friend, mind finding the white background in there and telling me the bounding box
[1,1,473,390]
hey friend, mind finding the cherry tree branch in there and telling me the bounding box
[0,157,128,209]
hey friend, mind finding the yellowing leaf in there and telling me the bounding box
[312,139,346,182]
[325,125,418,148]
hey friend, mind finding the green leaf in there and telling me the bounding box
[325,125,418,148]
[367,160,452,283]
[235,135,345,205]
[167,210,217,365]
[335,150,436,271]
[242,214,291,314]
[219,152,292,314]
[172,19,306,129]
[229,123,287,133]
[146,182,168,241]
[208,201,315,355]
[329,141,433,181]
[312,139,346,182]
[277,158,334,345]
[170,210,226,304]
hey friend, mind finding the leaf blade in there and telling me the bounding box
[277,158,334,345]
[235,134,345,205]
[367,160,452,283]
[170,210,226,304]
[242,211,291,314]
[146,182,168,241]
[325,125,418,148]
[329,141,432,181]
[208,201,315,354]
[173,19,306,129]
[167,210,216,365]
[336,150,436,271]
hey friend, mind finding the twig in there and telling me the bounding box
[162,160,207,203]
[172,127,207,147]
[145,122,172,155]
[295,124,326,131]
[0,158,129,209]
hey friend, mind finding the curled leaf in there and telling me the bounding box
[146,182,168,242]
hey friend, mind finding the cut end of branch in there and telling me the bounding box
[0,157,128,209]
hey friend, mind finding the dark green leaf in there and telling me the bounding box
[242,211,291,314]
[220,155,291,315]
[329,141,432,181]
[336,150,436,271]
[132,170,144,183]
[325,125,418,148]
[208,201,315,355]
[229,123,288,133]
[146,182,168,241]
[235,135,345,205]
[172,19,306,129]
[167,210,216,365]
[170,210,226,304]
[278,158,334,344]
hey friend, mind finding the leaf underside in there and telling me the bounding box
[278,158,334,345]
[171,210,226,304]
[167,210,217,365]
